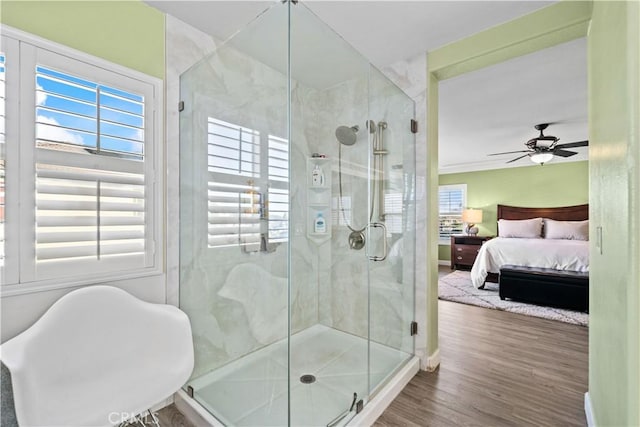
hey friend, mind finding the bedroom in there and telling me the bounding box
[437,34,589,303]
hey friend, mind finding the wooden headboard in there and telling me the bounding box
[497,204,589,221]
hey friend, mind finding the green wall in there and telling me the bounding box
[588,1,640,425]
[0,1,165,79]
[438,161,588,261]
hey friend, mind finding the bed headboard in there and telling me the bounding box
[497,204,589,221]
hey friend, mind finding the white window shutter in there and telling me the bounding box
[207,181,261,249]
[438,185,466,241]
[206,119,290,249]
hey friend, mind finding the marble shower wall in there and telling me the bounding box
[311,69,417,354]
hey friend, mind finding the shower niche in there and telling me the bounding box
[179,1,417,425]
[307,157,331,242]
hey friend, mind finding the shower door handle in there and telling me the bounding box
[366,222,388,261]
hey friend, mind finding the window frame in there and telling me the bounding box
[0,26,163,297]
[438,183,467,244]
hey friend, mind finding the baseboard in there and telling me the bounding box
[426,349,440,372]
[585,392,596,427]
[438,260,450,266]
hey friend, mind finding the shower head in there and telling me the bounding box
[335,125,359,146]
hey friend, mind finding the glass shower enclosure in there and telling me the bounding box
[179,2,416,425]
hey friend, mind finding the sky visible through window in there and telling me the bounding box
[35,66,144,158]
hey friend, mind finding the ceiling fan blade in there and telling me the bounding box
[506,154,530,164]
[553,149,578,158]
[555,140,588,149]
[487,150,531,156]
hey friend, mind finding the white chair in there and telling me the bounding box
[1,286,194,427]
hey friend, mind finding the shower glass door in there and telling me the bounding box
[179,3,291,425]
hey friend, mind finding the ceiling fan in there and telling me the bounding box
[488,123,589,165]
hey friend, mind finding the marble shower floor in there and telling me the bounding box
[188,324,412,426]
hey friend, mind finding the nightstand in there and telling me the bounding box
[450,235,494,270]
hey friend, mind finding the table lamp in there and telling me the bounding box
[462,208,483,236]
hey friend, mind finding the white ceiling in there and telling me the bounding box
[146,1,553,68]
[147,0,587,173]
[439,37,588,174]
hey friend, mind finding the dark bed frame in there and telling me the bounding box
[497,204,589,222]
[490,204,589,312]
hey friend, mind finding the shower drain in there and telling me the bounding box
[300,374,316,384]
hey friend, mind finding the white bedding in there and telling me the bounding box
[470,237,589,288]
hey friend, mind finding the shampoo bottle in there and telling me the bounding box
[314,212,326,233]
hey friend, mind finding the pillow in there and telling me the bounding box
[544,219,589,240]
[498,217,543,238]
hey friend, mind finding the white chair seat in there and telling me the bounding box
[1,286,194,427]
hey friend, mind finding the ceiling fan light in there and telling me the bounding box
[530,152,554,164]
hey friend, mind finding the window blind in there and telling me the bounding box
[207,117,260,177]
[384,192,403,234]
[35,66,144,159]
[207,181,261,249]
[267,134,288,182]
[267,135,289,242]
[438,185,465,240]
[35,161,145,262]
[34,65,147,265]
[268,187,288,243]
[207,118,289,249]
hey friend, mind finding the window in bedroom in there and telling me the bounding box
[1,30,162,291]
[206,117,289,250]
[439,184,466,243]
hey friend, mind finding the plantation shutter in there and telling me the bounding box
[206,119,289,249]
[384,192,403,234]
[439,185,465,240]
[207,117,260,177]
[207,117,262,249]
[33,64,150,273]
[267,135,288,242]
[207,182,261,249]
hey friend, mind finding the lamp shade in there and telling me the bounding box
[462,208,483,224]
[530,152,554,164]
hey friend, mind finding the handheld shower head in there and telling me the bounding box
[335,125,359,146]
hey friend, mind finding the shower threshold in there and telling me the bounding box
[178,324,417,426]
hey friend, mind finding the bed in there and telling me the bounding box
[470,204,589,289]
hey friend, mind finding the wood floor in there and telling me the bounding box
[375,300,589,427]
